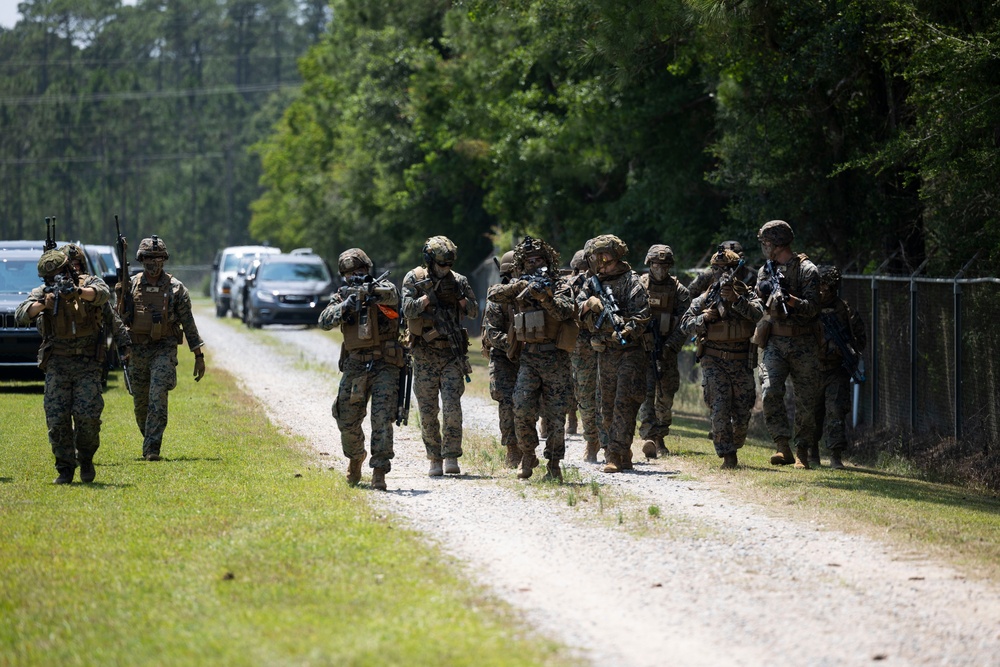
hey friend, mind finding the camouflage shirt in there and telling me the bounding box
[16,273,111,357]
[577,263,650,346]
[125,271,204,351]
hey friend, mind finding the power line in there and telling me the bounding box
[0,81,299,105]
[0,152,226,166]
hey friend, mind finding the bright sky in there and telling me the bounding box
[0,1,21,29]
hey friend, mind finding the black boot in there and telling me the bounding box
[53,467,75,484]
[80,460,96,483]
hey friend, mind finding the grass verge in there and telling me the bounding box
[0,352,570,666]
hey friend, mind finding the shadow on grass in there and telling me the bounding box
[383,488,432,497]
[0,383,45,395]
[0,476,12,483]
[147,456,224,463]
[813,472,1000,515]
[78,481,134,490]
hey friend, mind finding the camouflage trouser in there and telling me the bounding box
[815,366,851,452]
[130,342,178,457]
[596,345,646,458]
[44,355,104,473]
[639,349,680,440]
[701,356,756,457]
[513,348,573,461]
[489,351,518,450]
[572,337,599,448]
[333,355,400,470]
[411,345,466,459]
[760,334,821,449]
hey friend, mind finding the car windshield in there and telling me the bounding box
[257,262,329,282]
[99,251,118,270]
[222,254,243,271]
[0,259,44,294]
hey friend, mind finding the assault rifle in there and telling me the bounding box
[44,216,57,251]
[704,258,746,313]
[759,260,789,318]
[516,266,554,301]
[43,273,79,317]
[413,275,472,382]
[587,274,627,346]
[113,215,134,394]
[395,336,413,426]
[819,311,866,384]
[339,270,391,324]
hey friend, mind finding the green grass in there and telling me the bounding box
[0,352,571,666]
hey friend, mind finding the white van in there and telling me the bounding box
[211,245,281,317]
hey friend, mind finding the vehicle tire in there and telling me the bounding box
[215,302,227,318]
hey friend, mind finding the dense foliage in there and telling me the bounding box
[3,1,998,273]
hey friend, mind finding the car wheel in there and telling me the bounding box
[215,302,227,318]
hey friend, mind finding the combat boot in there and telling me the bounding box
[641,440,658,460]
[428,458,444,477]
[371,467,388,491]
[346,454,366,486]
[584,441,599,464]
[79,460,96,484]
[829,451,845,469]
[655,436,670,457]
[769,438,795,465]
[505,445,522,468]
[620,449,634,471]
[602,450,621,474]
[793,446,811,469]
[518,452,539,479]
[721,452,739,469]
[566,411,578,435]
[544,460,563,482]
[53,468,74,485]
[444,458,461,475]
[809,444,821,468]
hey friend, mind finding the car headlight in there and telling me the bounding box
[256,290,276,303]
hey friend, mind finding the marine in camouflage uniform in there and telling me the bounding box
[638,244,691,458]
[812,265,866,469]
[319,249,402,490]
[16,249,125,484]
[687,240,757,298]
[577,235,651,473]
[482,251,522,468]
[122,236,206,461]
[681,249,762,468]
[751,220,821,469]
[489,237,577,481]
[568,249,601,462]
[401,236,478,477]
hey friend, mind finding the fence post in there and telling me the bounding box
[870,275,879,429]
[909,259,929,433]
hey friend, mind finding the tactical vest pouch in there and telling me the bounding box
[349,374,369,404]
[706,320,755,342]
[131,308,154,336]
[750,318,771,348]
[657,312,676,335]
[556,319,579,352]
[382,341,405,368]
[514,310,546,343]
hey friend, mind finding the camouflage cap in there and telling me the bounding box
[644,244,674,266]
[422,235,457,266]
[38,250,69,278]
[136,235,169,261]
[513,235,559,271]
[710,248,742,268]
[570,249,587,271]
[338,248,373,274]
[757,220,794,246]
[498,251,516,276]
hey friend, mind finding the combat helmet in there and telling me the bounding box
[644,244,674,267]
[38,250,69,278]
[720,240,744,257]
[338,248,373,275]
[136,235,169,261]
[757,220,794,246]
[498,251,516,277]
[818,265,842,289]
[710,248,742,268]
[513,235,559,272]
[422,235,457,267]
[570,249,587,272]
[584,234,628,273]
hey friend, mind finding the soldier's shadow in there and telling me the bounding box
[0,477,13,484]
[79,481,134,489]
[134,456,224,462]
[384,488,432,497]
[629,467,682,478]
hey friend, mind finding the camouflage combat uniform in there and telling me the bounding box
[751,221,821,467]
[482,278,521,466]
[123,241,205,460]
[638,249,691,453]
[814,269,866,463]
[568,266,600,461]
[16,251,123,483]
[687,240,757,298]
[681,250,762,465]
[319,269,402,476]
[401,237,478,468]
[488,238,576,480]
[577,236,650,472]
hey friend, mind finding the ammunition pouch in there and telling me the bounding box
[705,320,755,342]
